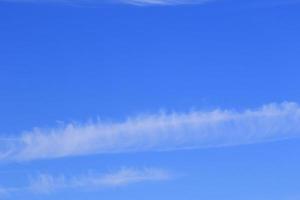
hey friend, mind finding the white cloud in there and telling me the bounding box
[116,0,213,6]
[29,168,171,193]
[95,167,171,186]
[1,102,300,161]
[0,168,171,196]
[0,0,214,6]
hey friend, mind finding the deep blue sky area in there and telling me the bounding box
[0,0,300,199]
[1,1,300,132]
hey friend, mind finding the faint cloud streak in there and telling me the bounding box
[0,0,214,6]
[116,0,213,6]
[29,168,171,193]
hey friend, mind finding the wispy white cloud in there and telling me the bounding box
[0,0,214,6]
[0,168,171,196]
[1,102,300,161]
[29,168,171,193]
[116,0,213,6]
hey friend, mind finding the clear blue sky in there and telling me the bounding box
[1,0,300,199]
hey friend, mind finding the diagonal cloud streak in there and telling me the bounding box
[116,0,213,6]
[0,168,171,196]
[0,0,214,6]
[29,168,171,193]
[1,102,300,161]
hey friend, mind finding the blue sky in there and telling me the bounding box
[1,0,300,199]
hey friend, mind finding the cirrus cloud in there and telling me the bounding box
[0,168,172,196]
[29,168,171,193]
[116,0,213,6]
[1,102,300,162]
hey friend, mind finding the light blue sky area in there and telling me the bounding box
[0,0,300,199]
